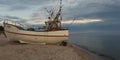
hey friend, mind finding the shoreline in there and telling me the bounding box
[0,34,112,60]
[73,44,114,60]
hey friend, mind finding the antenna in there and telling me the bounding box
[44,8,54,20]
[60,0,62,6]
[54,0,63,21]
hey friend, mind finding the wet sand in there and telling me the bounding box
[0,34,103,60]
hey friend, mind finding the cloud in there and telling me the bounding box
[24,18,103,25]
[0,0,120,33]
[0,15,28,25]
[31,12,47,20]
[9,5,30,11]
[62,0,120,20]
[25,19,46,25]
[1,0,120,14]
[70,20,120,33]
[1,0,118,19]
[4,15,19,19]
[0,0,50,5]
[0,0,51,11]
[62,19,102,24]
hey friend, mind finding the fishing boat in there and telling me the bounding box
[3,0,69,45]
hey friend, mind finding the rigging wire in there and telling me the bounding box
[67,18,76,29]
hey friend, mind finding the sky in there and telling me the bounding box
[0,0,120,34]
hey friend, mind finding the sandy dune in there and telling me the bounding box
[0,34,102,60]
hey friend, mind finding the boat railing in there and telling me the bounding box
[3,19,44,31]
[3,19,29,28]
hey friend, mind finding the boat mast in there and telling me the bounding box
[45,0,63,31]
[44,8,54,21]
[54,0,62,21]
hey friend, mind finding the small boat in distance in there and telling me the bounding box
[3,0,69,45]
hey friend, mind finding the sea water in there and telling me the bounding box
[69,32,120,60]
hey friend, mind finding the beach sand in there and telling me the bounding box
[0,34,102,60]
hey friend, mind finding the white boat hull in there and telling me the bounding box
[4,23,69,44]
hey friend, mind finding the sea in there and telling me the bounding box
[69,32,120,60]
